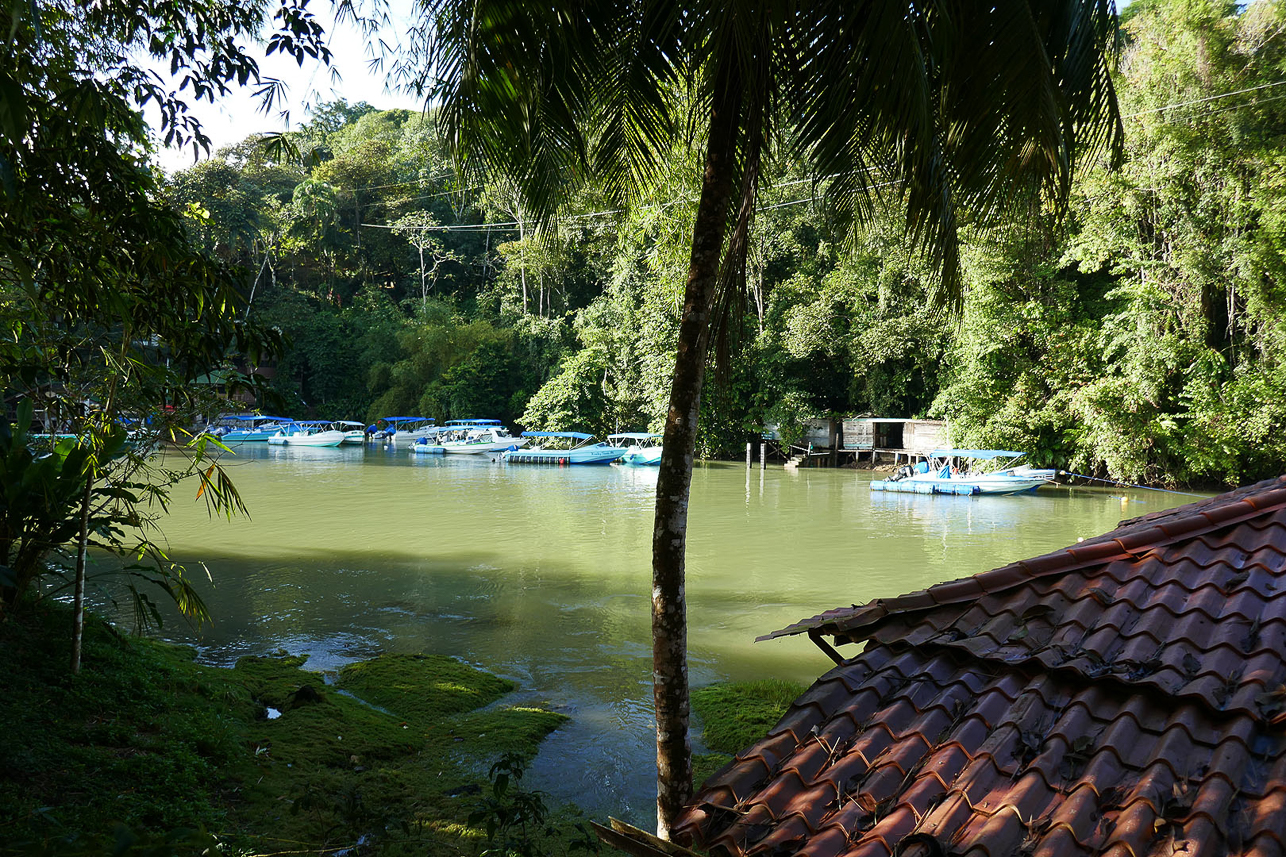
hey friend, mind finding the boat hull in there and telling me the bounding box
[871,474,1046,495]
[268,430,346,448]
[503,445,627,465]
[440,438,528,455]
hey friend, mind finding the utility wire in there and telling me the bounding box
[1122,78,1286,118]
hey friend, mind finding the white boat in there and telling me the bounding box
[870,449,1052,496]
[408,426,453,454]
[1013,464,1060,480]
[502,432,628,465]
[374,416,438,442]
[331,420,368,445]
[438,424,529,455]
[266,421,346,448]
[608,432,663,466]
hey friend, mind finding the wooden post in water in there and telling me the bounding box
[760,442,767,468]
[746,442,752,467]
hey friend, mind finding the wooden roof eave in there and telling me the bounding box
[593,818,707,857]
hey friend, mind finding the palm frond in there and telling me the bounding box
[791,0,1122,308]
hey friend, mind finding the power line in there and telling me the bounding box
[1122,79,1286,118]
[361,180,901,232]
[328,170,458,194]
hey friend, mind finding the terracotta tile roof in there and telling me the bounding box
[674,476,1286,857]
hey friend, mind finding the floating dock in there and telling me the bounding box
[869,480,980,495]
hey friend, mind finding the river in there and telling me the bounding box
[117,442,1195,825]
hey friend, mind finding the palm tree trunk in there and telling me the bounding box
[652,63,742,839]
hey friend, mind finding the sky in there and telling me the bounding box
[149,6,423,173]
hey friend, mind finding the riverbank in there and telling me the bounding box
[0,604,576,855]
[0,604,804,856]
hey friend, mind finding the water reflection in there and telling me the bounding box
[104,445,1195,824]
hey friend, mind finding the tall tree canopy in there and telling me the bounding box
[0,0,335,660]
[398,0,1123,835]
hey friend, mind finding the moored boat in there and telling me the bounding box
[208,414,293,442]
[376,416,436,442]
[502,432,627,465]
[870,449,1052,496]
[438,422,527,455]
[608,432,663,466]
[266,421,346,447]
[408,426,454,454]
[332,420,367,444]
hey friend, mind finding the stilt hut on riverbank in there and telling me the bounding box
[766,417,946,467]
[668,476,1286,856]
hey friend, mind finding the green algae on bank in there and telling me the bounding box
[691,680,807,786]
[0,605,568,856]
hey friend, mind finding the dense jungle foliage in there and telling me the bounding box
[165,1,1286,487]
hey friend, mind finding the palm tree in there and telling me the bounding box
[398,0,1122,836]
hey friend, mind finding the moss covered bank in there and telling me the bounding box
[0,605,569,856]
[0,605,805,856]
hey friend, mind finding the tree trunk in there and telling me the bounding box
[420,244,428,308]
[70,468,93,674]
[518,216,529,313]
[652,63,742,839]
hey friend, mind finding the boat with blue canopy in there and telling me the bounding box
[608,432,663,466]
[208,414,293,443]
[408,426,455,454]
[374,416,436,442]
[870,449,1052,495]
[502,432,628,465]
[444,418,502,428]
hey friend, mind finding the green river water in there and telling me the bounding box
[115,442,1195,824]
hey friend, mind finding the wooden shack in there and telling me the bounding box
[764,417,947,466]
[842,417,946,463]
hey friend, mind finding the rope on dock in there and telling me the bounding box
[1057,471,1206,498]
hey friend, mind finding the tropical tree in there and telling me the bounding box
[0,0,333,666]
[400,0,1123,835]
[394,211,460,307]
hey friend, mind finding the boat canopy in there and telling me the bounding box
[333,420,364,428]
[225,414,287,421]
[446,418,502,426]
[930,449,1025,459]
[608,432,661,441]
[382,416,432,424]
[523,431,593,440]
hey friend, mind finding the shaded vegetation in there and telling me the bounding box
[0,605,571,856]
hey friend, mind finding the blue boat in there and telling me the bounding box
[208,414,293,442]
[870,449,1052,496]
[502,432,628,465]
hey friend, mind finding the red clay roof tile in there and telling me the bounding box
[679,477,1286,857]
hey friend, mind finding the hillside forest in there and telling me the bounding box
[166,1,1286,488]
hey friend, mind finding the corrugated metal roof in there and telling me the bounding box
[674,476,1286,857]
